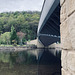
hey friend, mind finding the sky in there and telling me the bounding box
[0,0,44,13]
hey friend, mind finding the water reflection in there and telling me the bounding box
[0,48,61,75]
[38,49,61,75]
[0,50,38,75]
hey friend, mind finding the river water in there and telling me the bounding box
[0,48,61,75]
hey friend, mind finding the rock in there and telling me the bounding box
[62,68,71,75]
[61,50,68,70]
[67,12,75,49]
[60,0,65,6]
[60,1,67,23]
[66,0,75,16]
[67,51,75,72]
[60,20,72,49]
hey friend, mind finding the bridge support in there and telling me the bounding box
[60,0,75,75]
[37,38,44,48]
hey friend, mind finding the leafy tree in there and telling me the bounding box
[0,11,40,42]
[0,32,10,44]
[17,31,26,45]
[10,25,18,44]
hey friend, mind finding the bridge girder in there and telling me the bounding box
[37,0,60,46]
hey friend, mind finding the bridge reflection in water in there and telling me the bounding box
[38,48,61,75]
[0,48,61,75]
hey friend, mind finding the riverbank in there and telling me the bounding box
[0,45,37,52]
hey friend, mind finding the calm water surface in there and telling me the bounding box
[0,48,61,75]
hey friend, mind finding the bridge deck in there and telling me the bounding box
[37,0,60,46]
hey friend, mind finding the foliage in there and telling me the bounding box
[17,31,26,45]
[0,52,10,63]
[0,32,10,44]
[10,25,18,44]
[12,40,17,46]
[0,11,40,42]
[0,51,37,65]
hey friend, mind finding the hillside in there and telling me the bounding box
[0,11,40,42]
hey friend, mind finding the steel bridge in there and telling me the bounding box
[37,0,60,46]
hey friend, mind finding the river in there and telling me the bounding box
[0,48,61,75]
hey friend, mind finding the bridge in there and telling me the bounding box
[37,0,75,75]
[37,0,60,46]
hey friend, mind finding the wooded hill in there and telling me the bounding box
[0,11,40,42]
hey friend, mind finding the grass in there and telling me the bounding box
[0,44,27,47]
[0,44,13,47]
[0,44,36,47]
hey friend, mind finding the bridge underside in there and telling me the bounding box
[39,35,60,46]
[37,0,60,46]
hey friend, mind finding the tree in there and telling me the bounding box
[17,31,26,45]
[10,25,18,44]
[0,11,40,41]
[0,32,10,44]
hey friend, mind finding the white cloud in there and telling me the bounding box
[0,0,44,13]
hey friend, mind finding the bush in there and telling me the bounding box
[0,32,10,44]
